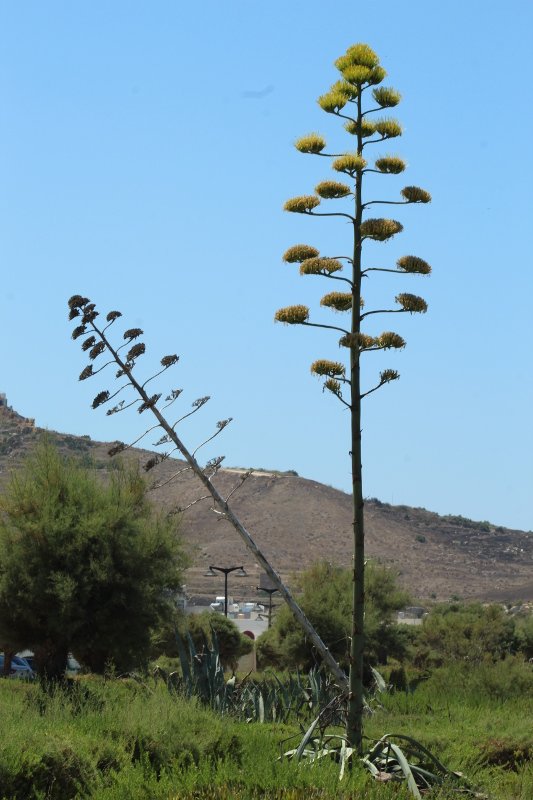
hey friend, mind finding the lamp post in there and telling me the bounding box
[256,586,279,629]
[204,565,247,617]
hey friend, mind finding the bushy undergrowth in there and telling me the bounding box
[0,678,245,799]
[422,656,533,702]
[0,663,532,799]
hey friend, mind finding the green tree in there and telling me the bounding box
[275,44,431,750]
[186,612,253,671]
[257,561,410,674]
[0,439,187,678]
[413,602,517,668]
[152,609,253,671]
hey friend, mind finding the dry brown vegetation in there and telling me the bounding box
[1,404,531,604]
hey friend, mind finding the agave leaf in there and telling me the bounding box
[408,764,441,789]
[307,748,339,763]
[295,715,321,762]
[307,669,319,707]
[339,738,348,781]
[371,666,388,693]
[174,631,192,693]
[279,747,299,760]
[272,672,291,708]
[186,631,197,661]
[378,733,453,776]
[361,756,380,777]
[388,743,422,799]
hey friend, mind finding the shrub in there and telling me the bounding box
[413,602,516,667]
[256,561,410,673]
[184,612,253,671]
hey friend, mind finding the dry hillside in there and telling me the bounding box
[1,403,532,604]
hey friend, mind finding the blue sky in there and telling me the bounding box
[1,1,532,531]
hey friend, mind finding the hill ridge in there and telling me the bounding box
[1,407,531,603]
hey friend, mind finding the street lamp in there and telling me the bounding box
[256,586,279,629]
[204,565,247,617]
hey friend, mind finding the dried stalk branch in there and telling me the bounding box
[68,295,349,689]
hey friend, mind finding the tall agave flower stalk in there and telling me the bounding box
[67,294,349,690]
[275,43,431,753]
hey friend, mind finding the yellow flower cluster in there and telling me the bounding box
[373,87,401,108]
[318,44,388,115]
[274,305,310,325]
[317,91,348,113]
[284,196,321,213]
[324,378,342,395]
[341,64,374,84]
[380,369,400,383]
[300,257,343,275]
[375,157,406,174]
[320,292,352,312]
[395,293,428,313]
[379,332,406,349]
[396,255,431,275]
[295,133,327,154]
[330,80,359,100]
[332,154,367,176]
[283,244,320,263]
[360,218,403,241]
[335,44,380,70]
[401,186,432,204]
[315,180,351,199]
[339,333,377,350]
[310,359,346,377]
[374,118,403,138]
[344,119,377,138]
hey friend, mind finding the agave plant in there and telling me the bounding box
[362,734,487,797]
[282,723,486,798]
[279,669,485,798]
[170,627,345,724]
[173,628,229,709]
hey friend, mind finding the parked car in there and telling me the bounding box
[5,651,82,676]
[0,653,36,679]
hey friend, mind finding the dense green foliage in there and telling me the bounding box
[253,564,533,684]
[186,611,254,670]
[256,562,410,674]
[152,611,253,671]
[0,665,531,799]
[515,614,533,659]
[413,602,522,669]
[0,440,188,677]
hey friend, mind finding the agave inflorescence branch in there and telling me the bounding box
[67,294,348,688]
[274,44,431,753]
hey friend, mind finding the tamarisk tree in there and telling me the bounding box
[67,295,347,687]
[275,43,431,752]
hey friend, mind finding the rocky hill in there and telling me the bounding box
[1,403,532,604]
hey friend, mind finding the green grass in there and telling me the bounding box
[0,663,532,799]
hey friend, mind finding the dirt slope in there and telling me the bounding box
[1,405,531,603]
